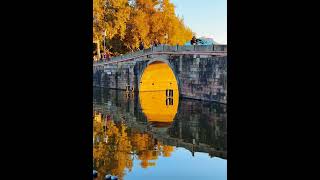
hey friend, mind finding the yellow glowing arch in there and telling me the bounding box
[139,61,178,91]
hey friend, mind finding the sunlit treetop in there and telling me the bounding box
[93,0,193,57]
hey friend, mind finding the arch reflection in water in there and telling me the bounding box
[139,90,179,126]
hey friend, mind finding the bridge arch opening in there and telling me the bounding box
[139,61,178,92]
[139,61,179,125]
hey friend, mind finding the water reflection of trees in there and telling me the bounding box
[94,89,227,151]
[93,88,227,153]
[93,112,133,180]
[93,112,174,180]
[93,88,227,178]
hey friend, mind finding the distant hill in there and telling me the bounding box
[198,36,220,45]
[184,36,220,45]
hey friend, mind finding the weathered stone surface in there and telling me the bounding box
[93,46,227,104]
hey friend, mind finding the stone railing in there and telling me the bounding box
[94,44,227,65]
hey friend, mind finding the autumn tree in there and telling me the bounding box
[93,0,131,57]
[93,114,133,180]
[93,0,193,58]
[162,145,174,157]
[124,0,192,51]
[93,112,177,178]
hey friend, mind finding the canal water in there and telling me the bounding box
[93,87,227,180]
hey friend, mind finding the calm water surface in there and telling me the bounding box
[93,88,227,180]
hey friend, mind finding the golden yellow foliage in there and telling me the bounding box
[93,112,176,178]
[93,0,193,56]
[93,113,133,180]
[93,0,131,46]
[162,145,174,157]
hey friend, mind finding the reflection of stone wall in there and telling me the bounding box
[169,99,227,152]
[93,88,227,159]
[93,88,147,124]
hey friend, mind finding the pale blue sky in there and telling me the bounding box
[171,0,227,44]
[124,148,227,180]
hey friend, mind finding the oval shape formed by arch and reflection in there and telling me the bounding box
[139,61,179,125]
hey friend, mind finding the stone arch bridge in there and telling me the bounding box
[93,45,227,104]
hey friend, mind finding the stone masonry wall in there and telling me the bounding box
[169,55,227,103]
[93,55,227,104]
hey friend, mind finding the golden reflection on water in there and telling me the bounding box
[139,90,179,124]
[93,112,174,180]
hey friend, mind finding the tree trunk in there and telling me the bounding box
[96,40,101,60]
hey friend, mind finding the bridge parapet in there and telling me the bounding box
[143,48,153,53]
[121,52,133,60]
[152,45,165,52]
[100,45,227,63]
[130,50,144,58]
[213,45,227,51]
[111,55,122,61]
[163,45,178,52]
[177,45,195,51]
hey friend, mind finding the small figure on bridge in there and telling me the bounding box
[100,50,104,61]
[191,36,197,45]
[105,52,110,61]
[93,55,97,61]
[153,38,159,47]
[139,41,144,50]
